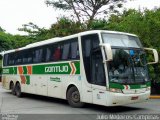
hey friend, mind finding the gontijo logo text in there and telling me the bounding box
[45,65,69,73]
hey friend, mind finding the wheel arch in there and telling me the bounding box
[9,81,14,90]
[10,81,21,90]
[66,84,79,99]
[15,81,20,86]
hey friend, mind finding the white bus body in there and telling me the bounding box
[1,30,159,107]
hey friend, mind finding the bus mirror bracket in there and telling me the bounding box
[100,43,113,63]
[144,48,159,65]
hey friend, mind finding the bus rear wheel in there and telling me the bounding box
[15,83,23,97]
[67,86,84,108]
[10,82,16,95]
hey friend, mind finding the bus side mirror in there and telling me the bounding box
[144,48,159,65]
[100,43,113,62]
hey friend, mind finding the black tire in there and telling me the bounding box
[10,82,16,95]
[67,87,84,108]
[15,83,23,97]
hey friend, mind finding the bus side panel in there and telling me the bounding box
[80,68,93,104]
[35,75,48,96]
[2,75,18,90]
[2,75,10,90]
[48,75,63,98]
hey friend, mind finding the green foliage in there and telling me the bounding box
[0,27,5,32]
[0,31,14,51]
[18,22,49,42]
[46,0,126,26]
[48,17,85,37]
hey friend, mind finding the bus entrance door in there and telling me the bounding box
[91,50,107,106]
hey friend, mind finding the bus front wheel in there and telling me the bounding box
[67,86,84,108]
[15,83,23,98]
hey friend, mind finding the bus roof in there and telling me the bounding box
[1,30,137,54]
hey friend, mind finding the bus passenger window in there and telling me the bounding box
[3,54,8,66]
[46,47,51,62]
[53,46,61,61]
[15,52,23,65]
[71,41,79,59]
[8,53,15,66]
[62,43,70,60]
[33,49,43,63]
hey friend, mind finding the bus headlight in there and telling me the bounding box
[146,87,151,91]
[109,88,122,93]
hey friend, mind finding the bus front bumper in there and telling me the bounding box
[106,91,150,106]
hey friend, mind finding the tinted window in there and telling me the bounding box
[3,37,79,66]
[15,51,23,65]
[45,37,79,62]
[3,54,8,66]
[71,41,79,59]
[81,34,100,84]
[8,53,15,66]
[33,48,43,63]
[102,33,142,48]
[45,46,52,62]
[22,49,33,64]
[62,43,70,60]
[53,44,62,61]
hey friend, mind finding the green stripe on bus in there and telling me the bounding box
[2,67,17,74]
[109,82,151,89]
[2,61,80,75]
[13,67,17,74]
[25,75,30,85]
[33,63,71,74]
[109,83,124,89]
[23,66,27,74]
[74,62,80,74]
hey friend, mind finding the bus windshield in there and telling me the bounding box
[102,33,149,84]
[102,33,142,48]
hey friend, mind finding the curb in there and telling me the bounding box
[150,96,160,99]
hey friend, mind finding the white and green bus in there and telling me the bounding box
[0,30,159,107]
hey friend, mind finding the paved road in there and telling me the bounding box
[0,83,160,120]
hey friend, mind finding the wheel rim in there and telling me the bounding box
[71,91,80,103]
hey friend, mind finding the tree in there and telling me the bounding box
[18,22,47,36]
[0,27,5,32]
[45,0,126,26]
[47,17,85,37]
[0,32,13,51]
[18,22,49,42]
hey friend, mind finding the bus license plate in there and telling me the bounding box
[131,96,138,100]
